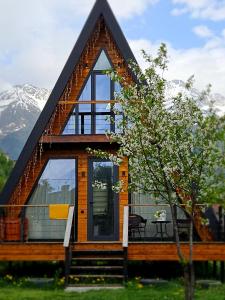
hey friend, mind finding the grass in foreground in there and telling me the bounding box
[0,281,225,300]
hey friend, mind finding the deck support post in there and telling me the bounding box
[65,247,70,286]
[212,261,217,278]
[204,261,209,277]
[220,261,225,283]
[123,247,128,282]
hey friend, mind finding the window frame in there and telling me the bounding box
[25,157,78,241]
[62,48,118,135]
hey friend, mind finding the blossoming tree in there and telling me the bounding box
[88,44,224,300]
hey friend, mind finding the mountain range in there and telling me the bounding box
[0,84,49,159]
[0,82,224,160]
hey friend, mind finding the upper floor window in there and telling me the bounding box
[62,50,122,135]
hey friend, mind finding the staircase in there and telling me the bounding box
[66,249,127,286]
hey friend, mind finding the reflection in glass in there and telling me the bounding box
[114,81,121,94]
[26,159,76,240]
[79,77,91,100]
[91,161,115,239]
[94,50,111,70]
[62,115,76,135]
[79,104,91,112]
[96,115,110,134]
[79,115,91,134]
[96,103,110,112]
[115,114,123,133]
[95,74,111,115]
[96,75,110,100]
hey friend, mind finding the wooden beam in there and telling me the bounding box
[128,243,225,261]
[0,242,225,261]
[41,135,111,143]
[58,100,117,104]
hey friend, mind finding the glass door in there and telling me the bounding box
[88,159,119,241]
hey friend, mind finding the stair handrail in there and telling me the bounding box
[122,205,129,281]
[123,205,129,248]
[63,206,74,247]
[63,206,74,285]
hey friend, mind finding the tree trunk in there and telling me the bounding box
[184,217,195,300]
[184,262,195,300]
[170,204,184,262]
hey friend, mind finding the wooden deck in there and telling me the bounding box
[0,242,225,261]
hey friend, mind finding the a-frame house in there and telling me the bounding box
[0,0,225,282]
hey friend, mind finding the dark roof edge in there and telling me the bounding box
[0,0,138,204]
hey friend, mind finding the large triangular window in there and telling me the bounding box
[25,159,76,240]
[62,50,122,135]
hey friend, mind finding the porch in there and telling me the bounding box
[0,202,224,242]
[0,204,224,262]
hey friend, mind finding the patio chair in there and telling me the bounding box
[128,214,147,238]
[176,218,191,241]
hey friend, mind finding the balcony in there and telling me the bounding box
[60,100,122,136]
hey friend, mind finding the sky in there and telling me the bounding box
[0,0,225,96]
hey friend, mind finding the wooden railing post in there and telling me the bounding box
[123,206,129,281]
[63,206,74,286]
[123,206,129,248]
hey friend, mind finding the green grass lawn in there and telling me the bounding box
[0,282,225,300]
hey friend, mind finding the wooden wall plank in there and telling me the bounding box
[0,242,225,261]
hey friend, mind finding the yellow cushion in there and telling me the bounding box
[49,204,69,220]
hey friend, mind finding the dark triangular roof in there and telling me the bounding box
[0,0,137,204]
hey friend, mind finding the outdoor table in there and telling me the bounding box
[152,220,171,241]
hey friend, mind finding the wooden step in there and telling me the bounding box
[72,251,123,256]
[65,284,124,291]
[72,257,124,261]
[71,274,124,278]
[71,266,123,270]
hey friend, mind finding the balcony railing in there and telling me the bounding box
[0,205,74,242]
[61,100,123,135]
[123,204,225,243]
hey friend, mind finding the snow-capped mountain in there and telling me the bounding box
[0,84,49,159]
[0,81,224,160]
[165,80,225,116]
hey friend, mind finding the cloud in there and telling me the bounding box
[0,0,158,92]
[129,36,225,96]
[171,0,225,21]
[192,25,213,38]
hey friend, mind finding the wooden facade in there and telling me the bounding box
[1,242,225,262]
[0,0,224,265]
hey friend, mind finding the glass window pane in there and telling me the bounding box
[26,159,76,240]
[79,104,91,112]
[62,115,76,135]
[94,50,111,70]
[96,115,110,134]
[79,115,91,134]
[114,82,122,94]
[79,76,91,100]
[92,161,114,238]
[115,114,123,133]
[96,102,110,112]
[95,75,110,100]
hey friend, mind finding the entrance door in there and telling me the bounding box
[88,159,119,241]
